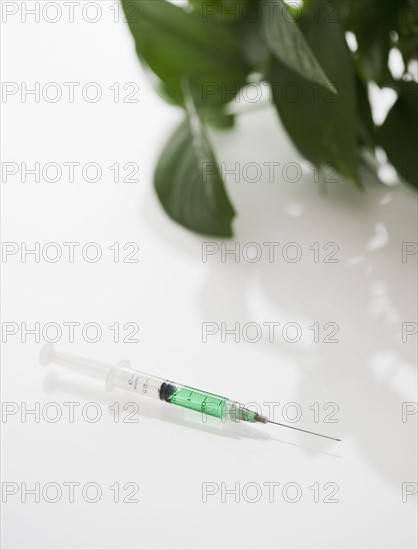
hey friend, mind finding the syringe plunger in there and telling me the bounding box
[40,344,112,381]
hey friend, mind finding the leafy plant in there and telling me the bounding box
[122,0,418,237]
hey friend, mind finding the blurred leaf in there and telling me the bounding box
[122,0,250,105]
[238,2,271,68]
[356,76,376,150]
[377,80,418,188]
[269,1,360,186]
[155,89,235,236]
[188,0,248,24]
[341,0,409,82]
[397,0,418,65]
[202,108,236,129]
[262,0,336,92]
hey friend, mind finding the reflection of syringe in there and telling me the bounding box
[40,345,340,442]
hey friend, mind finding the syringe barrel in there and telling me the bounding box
[108,366,238,420]
[108,365,227,417]
[107,361,165,400]
[158,383,263,423]
[160,383,227,418]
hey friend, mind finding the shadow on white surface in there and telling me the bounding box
[142,106,417,486]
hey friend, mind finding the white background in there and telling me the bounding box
[1,1,417,549]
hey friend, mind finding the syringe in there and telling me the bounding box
[40,345,340,441]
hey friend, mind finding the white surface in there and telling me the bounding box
[1,3,417,549]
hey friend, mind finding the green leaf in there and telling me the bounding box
[356,75,376,150]
[340,0,403,83]
[397,0,418,66]
[237,2,271,68]
[201,107,236,129]
[377,81,418,188]
[269,1,360,186]
[122,0,250,106]
[262,0,336,92]
[188,0,248,24]
[155,90,235,237]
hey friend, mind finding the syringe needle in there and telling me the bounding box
[268,420,341,442]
